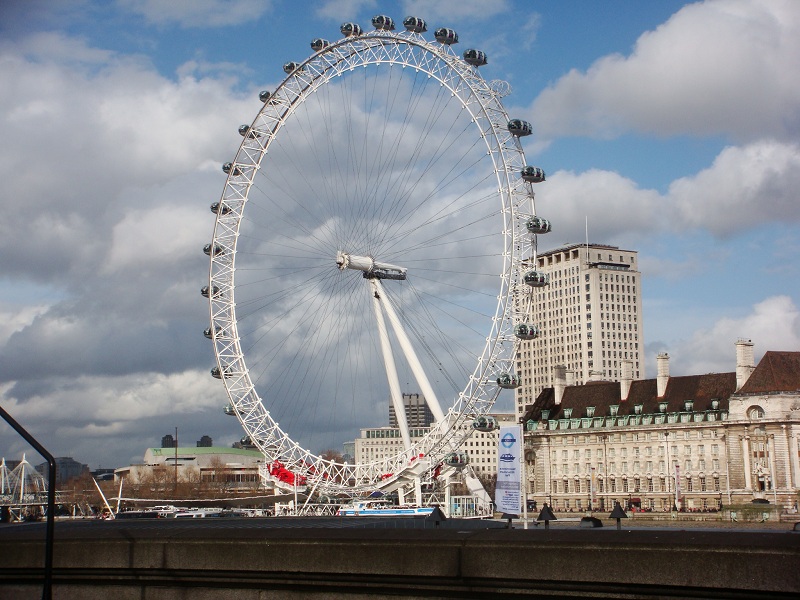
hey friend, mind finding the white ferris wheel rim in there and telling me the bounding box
[207,23,537,495]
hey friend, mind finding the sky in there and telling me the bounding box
[0,0,798,471]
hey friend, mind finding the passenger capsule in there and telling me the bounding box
[223,403,236,416]
[211,364,232,379]
[443,451,469,469]
[310,38,330,52]
[472,415,499,433]
[521,165,545,183]
[240,436,252,446]
[283,61,301,74]
[371,15,395,30]
[463,49,487,67]
[259,90,272,103]
[526,216,552,235]
[403,16,427,33]
[238,124,250,137]
[340,22,363,36]
[497,372,521,389]
[523,270,549,287]
[514,323,540,340]
[222,162,242,176]
[203,243,224,257]
[508,119,533,137]
[201,285,220,298]
[210,202,231,216]
[434,28,458,45]
[203,325,221,339]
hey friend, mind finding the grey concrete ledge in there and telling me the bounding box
[1,520,798,599]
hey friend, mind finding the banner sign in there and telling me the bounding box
[495,424,522,514]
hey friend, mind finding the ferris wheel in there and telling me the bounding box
[204,15,549,497]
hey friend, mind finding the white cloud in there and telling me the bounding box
[669,141,800,236]
[315,0,377,21]
[530,0,800,143]
[669,295,800,375]
[0,32,255,284]
[0,369,234,467]
[102,196,211,274]
[117,0,275,28]
[401,0,510,23]
[538,139,800,246]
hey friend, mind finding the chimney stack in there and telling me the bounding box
[566,368,575,387]
[554,365,567,405]
[657,353,670,398]
[587,369,604,382]
[736,338,755,391]
[620,359,633,401]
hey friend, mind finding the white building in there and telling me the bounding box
[521,340,800,512]
[114,446,264,490]
[515,243,644,420]
[353,413,516,477]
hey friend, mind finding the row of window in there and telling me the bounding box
[550,458,722,475]
[552,444,720,460]
[548,475,722,494]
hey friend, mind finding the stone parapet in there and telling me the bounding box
[1,519,799,598]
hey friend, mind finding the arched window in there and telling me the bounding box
[748,406,765,420]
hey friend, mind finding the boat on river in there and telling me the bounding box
[336,500,436,516]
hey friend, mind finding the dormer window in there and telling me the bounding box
[634,404,643,415]
[659,402,668,413]
[684,400,694,412]
[563,408,573,419]
[541,409,550,421]
[711,399,719,410]
[609,405,619,417]
[586,406,595,418]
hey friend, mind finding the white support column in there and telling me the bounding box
[370,279,412,452]
[786,427,800,491]
[741,435,752,491]
[782,425,794,490]
[768,434,779,504]
[374,278,446,424]
[414,476,422,507]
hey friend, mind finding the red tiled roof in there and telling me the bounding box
[521,373,735,421]
[737,351,800,394]
[520,350,800,422]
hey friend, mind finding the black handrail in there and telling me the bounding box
[0,404,55,600]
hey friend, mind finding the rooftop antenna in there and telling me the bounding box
[585,215,589,266]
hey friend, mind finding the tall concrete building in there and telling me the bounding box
[515,243,644,419]
[389,393,434,428]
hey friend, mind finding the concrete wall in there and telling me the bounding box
[1,525,798,599]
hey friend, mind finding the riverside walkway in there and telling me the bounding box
[1,515,798,599]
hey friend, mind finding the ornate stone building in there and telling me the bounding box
[520,340,800,511]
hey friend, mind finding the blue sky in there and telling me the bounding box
[0,0,798,470]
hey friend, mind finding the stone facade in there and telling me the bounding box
[353,413,516,477]
[520,341,800,511]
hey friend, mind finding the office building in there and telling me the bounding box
[515,243,644,419]
[389,393,435,428]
